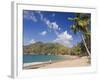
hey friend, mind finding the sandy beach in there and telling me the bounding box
[39,56,90,69]
[23,56,90,69]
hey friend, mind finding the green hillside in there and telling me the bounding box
[23,41,87,56]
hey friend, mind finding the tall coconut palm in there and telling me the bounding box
[68,13,91,57]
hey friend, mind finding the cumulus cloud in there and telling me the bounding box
[45,20,61,35]
[51,22,59,30]
[44,18,60,34]
[29,11,61,35]
[23,10,37,22]
[35,11,60,32]
[40,31,47,36]
[29,39,36,44]
[53,31,73,47]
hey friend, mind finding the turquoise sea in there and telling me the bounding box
[23,54,67,63]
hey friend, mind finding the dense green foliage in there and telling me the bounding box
[68,13,91,57]
[24,42,69,55]
[23,41,87,56]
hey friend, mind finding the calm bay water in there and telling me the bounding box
[23,54,67,63]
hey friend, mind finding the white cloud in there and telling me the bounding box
[40,31,47,36]
[40,13,44,20]
[53,31,73,47]
[45,20,60,35]
[44,19,60,31]
[23,10,37,22]
[30,15,37,22]
[36,11,44,20]
[29,39,36,44]
[58,27,61,30]
[51,22,59,30]
[32,11,61,35]
[34,11,60,32]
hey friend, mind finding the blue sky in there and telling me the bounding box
[23,10,82,47]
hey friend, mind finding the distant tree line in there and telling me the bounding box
[23,41,88,56]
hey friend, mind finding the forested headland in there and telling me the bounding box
[23,41,88,56]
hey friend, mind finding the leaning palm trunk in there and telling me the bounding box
[81,34,91,57]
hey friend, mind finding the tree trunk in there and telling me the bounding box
[81,34,91,57]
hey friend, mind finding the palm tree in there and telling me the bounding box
[68,13,91,57]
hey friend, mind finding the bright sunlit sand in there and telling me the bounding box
[39,56,90,69]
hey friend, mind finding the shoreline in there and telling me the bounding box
[23,55,90,69]
[23,61,53,69]
[39,56,90,69]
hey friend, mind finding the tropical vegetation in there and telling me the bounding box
[23,13,91,57]
[24,41,87,56]
[68,13,91,57]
